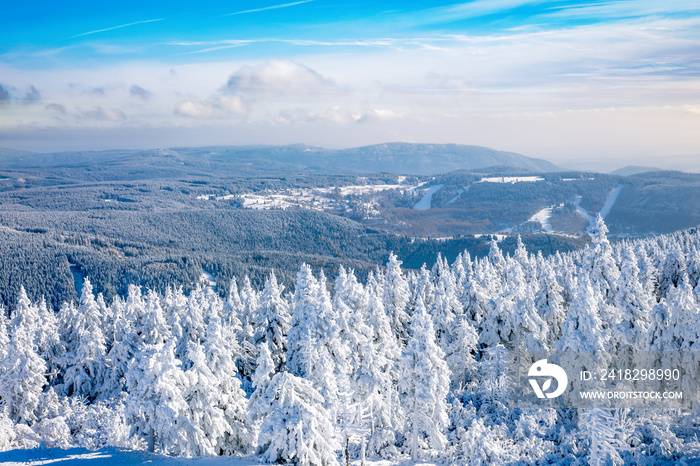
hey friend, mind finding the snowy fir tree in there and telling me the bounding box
[126,339,200,456]
[60,279,107,400]
[253,370,340,466]
[383,253,411,345]
[398,296,450,460]
[1,289,47,426]
[254,272,291,372]
[5,217,700,464]
[581,408,623,466]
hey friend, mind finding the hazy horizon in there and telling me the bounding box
[1,0,699,172]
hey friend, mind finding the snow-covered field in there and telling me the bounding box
[477,176,544,183]
[413,184,443,210]
[599,185,624,219]
[198,181,424,214]
[527,205,557,232]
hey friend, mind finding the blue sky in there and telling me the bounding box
[1,1,699,170]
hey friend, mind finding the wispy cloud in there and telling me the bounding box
[70,18,163,39]
[223,0,313,16]
[169,37,446,55]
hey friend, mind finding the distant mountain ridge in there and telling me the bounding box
[610,165,663,176]
[0,143,560,175]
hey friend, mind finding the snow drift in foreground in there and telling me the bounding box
[0,447,437,466]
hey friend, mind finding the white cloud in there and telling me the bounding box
[174,95,248,119]
[174,101,214,119]
[223,59,342,97]
[81,107,127,122]
[214,95,248,115]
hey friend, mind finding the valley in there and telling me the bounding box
[1,142,699,310]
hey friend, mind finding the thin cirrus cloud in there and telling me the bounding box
[222,0,313,17]
[69,18,164,39]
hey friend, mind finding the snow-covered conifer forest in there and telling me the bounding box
[2,216,700,465]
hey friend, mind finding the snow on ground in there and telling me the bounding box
[317,183,422,196]
[477,176,544,183]
[446,187,468,204]
[200,270,216,291]
[599,184,624,219]
[240,191,334,211]
[199,181,424,213]
[0,448,440,466]
[473,234,507,241]
[528,206,555,232]
[574,196,595,229]
[413,184,444,210]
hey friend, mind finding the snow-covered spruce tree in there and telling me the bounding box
[334,271,382,460]
[252,366,340,465]
[36,298,62,385]
[430,256,462,372]
[650,275,699,351]
[174,284,205,362]
[412,264,435,310]
[238,274,260,376]
[556,276,609,354]
[350,272,403,458]
[581,215,621,306]
[581,408,623,466]
[460,268,492,331]
[399,295,450,461]
[126,339,202,456]
[249,342,275,425]
[535,260,567,348]
[383,253,411,345]
[488,237,507,275]
[1,288,47,425]
[223,277,244,330]
[447,314,478,390]
[225,278,255,392]
[0,309,9,360]
[476,344,513,417]
[480,260,527,349]
[430,254,477,388]
[183,342,233,456]
[201,305,251,454]
[287,264,321,380]
[513,285,548,353]
[659,241,687,298]
[288,265,343,417]
[333,266,368,317]
[513,235,534,281]
[613,247,654,353]
[61,279,108,400]
[254,272,291,372]
[102,293,136,397]
[555,276,612,407]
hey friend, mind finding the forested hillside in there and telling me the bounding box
[1,217,699,464]
[3,145,700,311]
[0,143,559,176]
